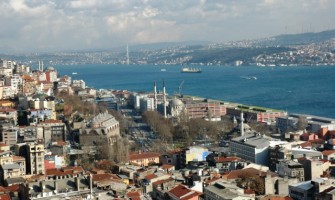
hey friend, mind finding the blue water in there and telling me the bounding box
[54,65,335,118]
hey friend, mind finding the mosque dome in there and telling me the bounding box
[46,66,55,71]
[170,99,184,107]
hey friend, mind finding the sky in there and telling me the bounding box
[0,0,334,53]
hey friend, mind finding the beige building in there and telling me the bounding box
[16,143,45,175]
[0,151,26,184]
[1,127,19,146]
[298,157,331,181]
[23,166,92,199]
[0,150,13,166]
[182,98,226,119]
[129,152,160,167]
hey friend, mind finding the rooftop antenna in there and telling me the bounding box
[126,44,130,65]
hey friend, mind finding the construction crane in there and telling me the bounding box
[174,80,184,97]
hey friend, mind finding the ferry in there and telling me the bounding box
[72,72,78,75]
[181,67,202,73]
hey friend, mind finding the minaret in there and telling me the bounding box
[240,112,244,136]
[38,61,41,71]
[154,81,157,111]
[41,61,44,71]
[163,80,167,118]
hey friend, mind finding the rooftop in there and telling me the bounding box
[129,152,160,161]
[231,133,270,148]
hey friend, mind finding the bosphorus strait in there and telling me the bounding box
[55,64,335,118]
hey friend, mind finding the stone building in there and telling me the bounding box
[79,111,120,153]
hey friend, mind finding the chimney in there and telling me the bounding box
[76,177,80,191]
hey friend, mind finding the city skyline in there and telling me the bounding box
[0,0,334,53]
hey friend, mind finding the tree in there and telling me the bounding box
[94,160,116,173]
[142,111,173,143]
[297,116,308,130]
[96,137,130,163]
[112,138,130,163]
[236,172,265,195]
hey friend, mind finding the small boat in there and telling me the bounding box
[181,67,202,73]
[161,69,167,72]
[72,72,78,75]
[240,76,257,80]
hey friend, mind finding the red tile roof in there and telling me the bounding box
[129,152,160,161]
[0,194,10,200]
[145,174,158,180]
[0,186,8,193]
[161,164,174,169]
[152,178,174,186]
[309,138,324,143]
[261,195,293,200]
[13,155,25,161]
[46,166,83,176]
[126,191,141,198]
[0,108,16,112]
[215,156,240,163]
[5,184,20,192]
[44,160,56,170]
[224,168,266,180]
[92,174,120,182]
[322,150,335,156]
[168,184,201,200]
[244,189,255,194]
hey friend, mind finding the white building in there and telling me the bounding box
[230,133,270,166]
[72,79,86,89]
[140,97,155,112]
[277,114,335,133]
[276,159,304,181]
[11,74,23,94]
[204,181,255,200]
[130,93,148,110]
[0,68,13,76]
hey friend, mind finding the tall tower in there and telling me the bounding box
[126,45,130,65]
[154,81,157,110]
[38,61,41,71]
[240,112,244,136]
[163,80,167,118]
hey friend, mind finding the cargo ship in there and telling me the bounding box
[181,67,202,73]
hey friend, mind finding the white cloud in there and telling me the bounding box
[0,0,334,53]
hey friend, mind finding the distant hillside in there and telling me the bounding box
[126,41,212,51]
[266,29,335,46]
[186,47,292,64]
